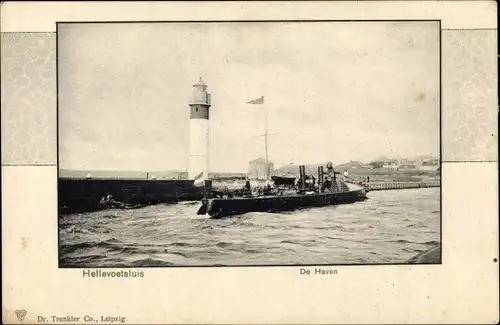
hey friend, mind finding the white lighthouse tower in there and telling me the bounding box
[188,77,211,181]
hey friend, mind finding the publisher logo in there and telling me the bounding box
[15,310,27,321]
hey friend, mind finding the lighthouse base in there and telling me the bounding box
[188,118,209,180]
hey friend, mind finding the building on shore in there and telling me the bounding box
[247,158,274,179]
[383,162,399,171]
[209,172,247,180]
[419,158,440,171]
[375,156,440,172]
[398,163,418,170]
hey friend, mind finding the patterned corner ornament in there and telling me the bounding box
[1,33,57,165]
[441,30,498,162]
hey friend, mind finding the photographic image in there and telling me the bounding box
[57,21,441,267]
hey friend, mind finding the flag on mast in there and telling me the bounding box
[247,95,271,180]
[246,95,264,105]
[193,171,206,187]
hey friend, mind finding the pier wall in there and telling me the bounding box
[59,178,203,214]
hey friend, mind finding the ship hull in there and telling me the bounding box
[197,187,367,219]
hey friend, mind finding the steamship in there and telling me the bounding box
[196,164,368,219]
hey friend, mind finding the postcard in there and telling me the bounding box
[1,1,498,324]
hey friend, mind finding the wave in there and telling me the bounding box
[165,250,189,258]
[117,246,144,254]
[243,248,262,253]
[403,247,424,253]
[60,226,93,234]
[215,241,233,248]
[300,225,345,230]
[60,238,124,254]
[178,201,199,206]
[389,239,440,246]
[60,224,116,235]
[130,258,174,266]
[170,241,201,248]
[280,240,301,245]
[405,223,425,228]
[280,239,318,246]
[98,214,121,219]
[59,254,106,266]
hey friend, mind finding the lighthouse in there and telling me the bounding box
[188,77,211,181]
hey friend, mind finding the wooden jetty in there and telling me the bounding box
[361,180,440,192]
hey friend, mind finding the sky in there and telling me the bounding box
[58,21,440,173]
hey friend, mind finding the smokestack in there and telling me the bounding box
[318,166,324,191]
[299,165,306,189]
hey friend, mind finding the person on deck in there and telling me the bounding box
[244,179,252,196]
[305,175,315,189]
[343,170,349,182]
[323,176,331,191]
[326,162,333,172]
[311,175,316,189]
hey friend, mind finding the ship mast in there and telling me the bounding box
[248,95,273,182]
[260,105,275,181]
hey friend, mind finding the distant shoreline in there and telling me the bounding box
[59,165,438,181]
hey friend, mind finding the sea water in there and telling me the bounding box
[59,187,440,266]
